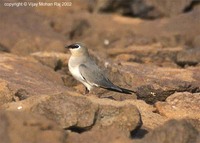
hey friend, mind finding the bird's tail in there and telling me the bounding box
[105,86,136,94]
[120,87,137,94]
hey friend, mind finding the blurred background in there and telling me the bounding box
[1,0,200,68]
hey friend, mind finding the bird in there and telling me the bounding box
[66,43,135,94]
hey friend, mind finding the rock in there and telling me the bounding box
[31,52,69,70]
[1,0,200,65]
[103,62,200,103]
[11,38,65,56]
[185,119,200,132]
[32,93,98,130]
[0,53,66,97]
[90,96,142,135]
[2,92,142,136]
[0,111,65,143]
[112,10,200,47]
[148,0,193,17]
[68,19,91,40]
[129,100,167,130]
[0,5,65,55]
[193,35,200,47]
[2,91,167,134]
[130,0,162,18]
[134,119,199,143]
[66,127,132,143]
[186,1,200,12]
[29,5,200,66]
[14,88,29,101]
[114,54,137,62]
[35,0,91,16]
[0,79,13,106]
[90,0,134,15]
[30,51,78,88]
[176,48,200,67]
[90,0,194,18]
[108,43,182,67]
[1,92,198,142]
[105,62,200,104]
[155,92,200,121]
[0,43,10,53]
[46,10,200,68]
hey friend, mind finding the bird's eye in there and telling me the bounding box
[67,44,80,49]
[73,44,80,49]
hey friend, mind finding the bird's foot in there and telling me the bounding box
[84,87,89,95]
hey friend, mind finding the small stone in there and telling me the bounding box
[137,119,199,143]
[155,92,200,121]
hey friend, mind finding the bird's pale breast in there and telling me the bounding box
[68,59,93,91]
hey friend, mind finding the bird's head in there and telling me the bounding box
[65,43,88,56]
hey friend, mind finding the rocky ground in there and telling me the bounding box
[0,0,200,143]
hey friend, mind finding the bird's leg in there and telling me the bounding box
[84,87,89,95]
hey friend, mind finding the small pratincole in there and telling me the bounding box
[66,43,135,94]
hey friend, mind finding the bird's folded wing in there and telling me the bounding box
[79,64,134,94]
[79,64,113,88]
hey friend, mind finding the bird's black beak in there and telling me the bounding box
[65,44,79,49]
[65,44,73,49]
